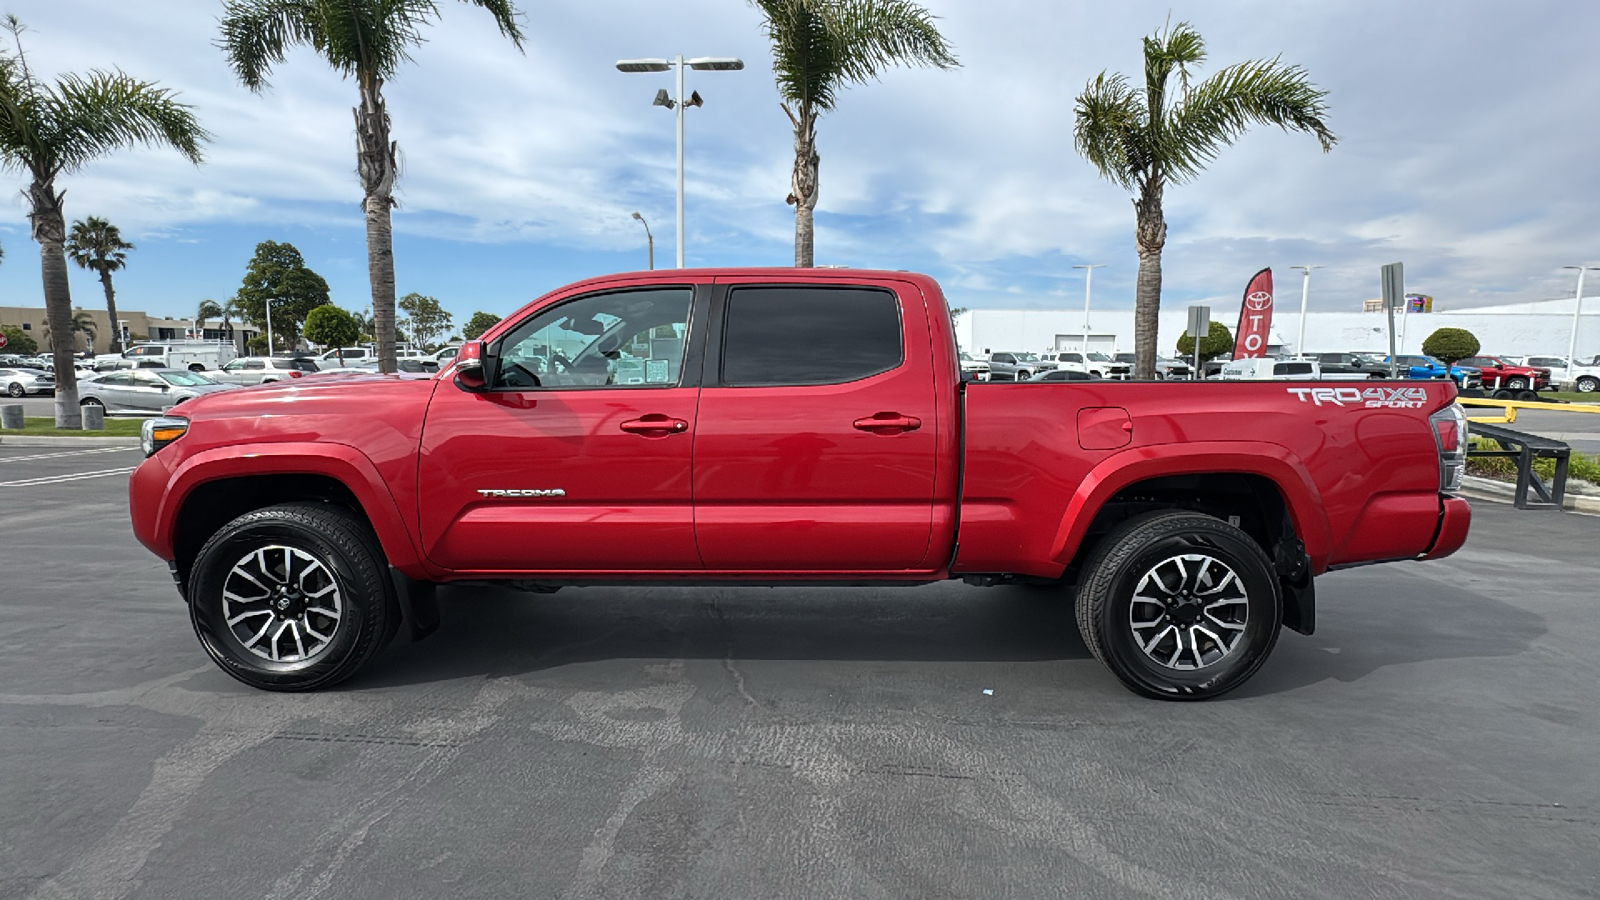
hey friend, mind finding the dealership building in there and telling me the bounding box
[956,296,1600,363]
[0,305,259,353]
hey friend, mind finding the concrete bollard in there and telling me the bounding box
[81,403,105,430]
[0,403,22,430]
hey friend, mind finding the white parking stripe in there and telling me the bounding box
[0,466,137,487]
[0,446,138,463]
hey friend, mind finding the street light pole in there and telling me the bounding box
[264,298,276,356]
[617,55,743,269]
[1291,265,1322,358]
[1072,264,1104,352]
[632,212,654,270]
[1562,265,1598,385]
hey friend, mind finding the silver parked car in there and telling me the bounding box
[0,367,55,397]
[209,356,320,385]
[77,368,241,413]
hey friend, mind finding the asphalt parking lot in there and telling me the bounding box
[1,446,1598,899]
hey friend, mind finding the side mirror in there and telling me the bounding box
[454,340,488,392]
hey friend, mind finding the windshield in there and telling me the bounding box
[1086,352,1112,362]
[158,371,218,386]
[1114,353,1136,363]
[1016,353,1039,361]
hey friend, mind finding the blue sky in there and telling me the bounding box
[2,0,1598,333]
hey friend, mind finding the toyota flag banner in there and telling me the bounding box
[1231,268,1275,359]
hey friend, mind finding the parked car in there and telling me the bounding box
[1045,350,1115,379]
[1457,356,1551,392]
[433,345,462,363]
[93,357,166,373]
[120,341,239,372]
[1027,368,1100,382]
[1105,353,1192,380]
[1516,356,1600,393]
[1311,352,1388,378]
[1216,358,1322,381]
[336,358,440,374]
[1381,355,1483,390]
[0,367,55,397]
[985,351,1054,381]
[0,354,28,368]
[316,347,373,367]
[78,368,241,413]
[209,356,320,385]
[958,351,990,381]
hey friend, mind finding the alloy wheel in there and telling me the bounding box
[221,545,343,663]
[1128,553,1249,670]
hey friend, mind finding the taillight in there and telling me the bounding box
[288,370,303,378]
[1430,403,1468,494]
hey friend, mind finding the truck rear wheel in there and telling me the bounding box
[1074,511,1281,700]
[1578,376,1598,393]
[188,502,396,691]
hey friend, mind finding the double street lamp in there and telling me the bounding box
[616,55,744,268]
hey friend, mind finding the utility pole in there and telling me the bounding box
[1562,265,1598,386]
[1291,265,1322,358]
[1072,264,1105,352]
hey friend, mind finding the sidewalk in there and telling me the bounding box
[0,435,140,448]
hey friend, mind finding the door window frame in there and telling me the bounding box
[702,283,906,389]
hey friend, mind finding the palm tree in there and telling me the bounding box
[750,0,957,267]
[65,216,135,354]
[219,297,241,348]
[218,0,524,374]
[0,17,206,426]
[1074,21,1335,380]
[196,298,223,339]
[41,310,97,355]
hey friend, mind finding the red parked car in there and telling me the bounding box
[1459,356,1551,392]
[128,268,1470,700]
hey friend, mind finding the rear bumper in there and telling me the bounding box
[1421,495,1472,560]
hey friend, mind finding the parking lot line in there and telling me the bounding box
[0,466,137,487]
[1,446,139,463]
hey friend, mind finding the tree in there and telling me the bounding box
[303,304,360,360]
[750,0,957,267]
[233,240,331,348]
[398,292,451,349]
[1422,327,1480,366]
[41,310,97,354]
[462,310,501,340]
[246,334,269,355]
[196,298,223,336]
[0,16,207,426]
[352,307,375,343]
[1175,319,1234,362]
[65,217,135,353]
[219,0,524,374]
[1074,21,1334,380]
[1,324,36,355]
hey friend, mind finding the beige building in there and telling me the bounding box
[0,305,257,353]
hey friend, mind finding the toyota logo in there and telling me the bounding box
[1245,291,1273,311]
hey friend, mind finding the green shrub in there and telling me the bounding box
[1466,438,1600,486]
[1422,327,1480,365]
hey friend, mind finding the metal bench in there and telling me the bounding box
[1467,422,1570,510]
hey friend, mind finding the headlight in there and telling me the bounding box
[140,416,188,457]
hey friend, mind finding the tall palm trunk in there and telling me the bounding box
[1132,179,1167,381]
[29,176,81,427]
[98,270,122,354]
[785,103,819,268]
[355,72,398,373]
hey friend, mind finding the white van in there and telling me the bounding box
[121,341,238,372]
[1216,358,1322,380]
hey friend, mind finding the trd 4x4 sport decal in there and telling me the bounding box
[1287,386,1428,409]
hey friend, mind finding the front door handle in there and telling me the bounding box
[853,412,922,434]
[620,414,689,435]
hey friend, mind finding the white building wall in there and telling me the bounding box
[965,305,1600,360]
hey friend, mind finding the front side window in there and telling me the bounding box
[720,286,902,387]
[493,287,693,390]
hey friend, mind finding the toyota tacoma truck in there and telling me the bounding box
[128,269,1472,700]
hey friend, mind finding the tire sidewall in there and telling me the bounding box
[1577,377,1598,393]
[1095,524,1281,699]
[190,514,381,690]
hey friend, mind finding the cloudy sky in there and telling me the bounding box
[2,0,1597,331]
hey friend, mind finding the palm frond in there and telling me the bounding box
[1163,57,1336,184]
[459,0,525,50]
[46,70,208,172]
[0,49,50,176]
[1073,71,1145,191]
[752,0,956,112]
[216,0,326,90]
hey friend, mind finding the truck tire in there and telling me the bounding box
[188,502,397,691]
[1505,377,1528,391]
[1074,510,1281,700]
[1577,376,1598,393]
[188,363,206,372]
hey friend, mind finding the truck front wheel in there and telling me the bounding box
[1074,511,1282,700]
[188,502,397,691]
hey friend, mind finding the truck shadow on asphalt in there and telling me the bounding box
[353,571,1548,699]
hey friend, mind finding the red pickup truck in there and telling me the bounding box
[129,269,1472,700]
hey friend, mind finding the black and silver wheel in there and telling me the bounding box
[6,382,22,398]
[189,502,396,691]
[1505,377,1528,391]
[1576,376,1598,394]
[79,396,105,409]
[188,363,206,372]
[1074,511,1281,700]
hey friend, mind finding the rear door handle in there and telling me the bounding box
[620,414,689,435]
[853,412,922,433]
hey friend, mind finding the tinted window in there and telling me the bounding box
[288,359,319,372]
[100,373,133,386]
[721,286,902,386]
[1275,362,1315,375]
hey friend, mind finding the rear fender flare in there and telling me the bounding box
[1047,441,1331,572]
[158,441,438,578]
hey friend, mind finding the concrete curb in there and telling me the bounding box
[1461,474,1600,514]
[0,435,140,448]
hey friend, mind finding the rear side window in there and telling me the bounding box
[1275,362,1314,375]
[720,286,902,386]
[288,359,319,372]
